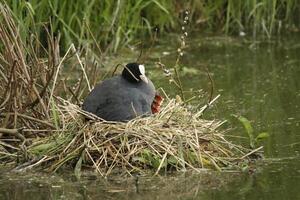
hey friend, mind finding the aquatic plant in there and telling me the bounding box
[233,115,269,149]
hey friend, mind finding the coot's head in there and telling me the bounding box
[122,63,148,83]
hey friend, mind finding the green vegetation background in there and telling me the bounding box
[2,0,300,51]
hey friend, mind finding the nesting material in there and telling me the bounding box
[25,97,252,176]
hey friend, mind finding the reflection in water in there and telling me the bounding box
[0,170,254,199]
[0,34,299,199]
[0,159,299,200]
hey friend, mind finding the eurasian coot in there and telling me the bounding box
[82,63,160,121]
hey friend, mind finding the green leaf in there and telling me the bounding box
[24,2,35,16]
[30,142,55,154]
[185,150,197,164]
[139,149,162,169]
[233,115,255,148]
[255,132,269,142]
[150,0,169,14]
[167,156,178,165]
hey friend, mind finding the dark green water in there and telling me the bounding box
[0,34,299,199]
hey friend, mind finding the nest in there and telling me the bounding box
[0,4,260,176]
[1,96,257,177]
[24,97,252,176]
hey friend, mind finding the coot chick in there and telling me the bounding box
[82,63,157,121]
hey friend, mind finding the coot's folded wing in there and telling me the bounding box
[82,76,156,121]
[82,77,119,118]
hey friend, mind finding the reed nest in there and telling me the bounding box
[0,4,260,176]
[26,97,246,176]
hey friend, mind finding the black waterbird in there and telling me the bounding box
[82,63,162,122]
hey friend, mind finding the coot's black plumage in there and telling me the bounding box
[82,63,155,121]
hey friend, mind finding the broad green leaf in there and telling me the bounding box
[255,132,269,142]
[233,115,255,148]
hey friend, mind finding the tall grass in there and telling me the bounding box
[2,0,174,52]
[2,0,300,52]
[220,0,300,36]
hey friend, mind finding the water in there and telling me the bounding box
[1,34,299,199]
